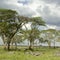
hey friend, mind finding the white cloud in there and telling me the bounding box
[46,25,57,29]
[22,22,31,30]
[0,0,60,30]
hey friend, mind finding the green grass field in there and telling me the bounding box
[0,46,60,60]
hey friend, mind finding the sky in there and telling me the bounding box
[0,0,60,30]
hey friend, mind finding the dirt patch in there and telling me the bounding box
[25,51,43,56]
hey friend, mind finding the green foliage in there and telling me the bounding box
[40,29,60,47]
[0,9,17,37]
[0,8,45,50]
[31,17,45,26]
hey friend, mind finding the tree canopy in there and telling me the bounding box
[0,9,45,50]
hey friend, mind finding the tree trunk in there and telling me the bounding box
[1,34,7,49]
[15,42,17,50]
[7,43,10,50]
[29,40,33,51]
[48,41,51,48]
[7,39,11,51]
[11,42,13,49]
[4,42,7,50]
[54,40,55,48]
[29,45,32,50]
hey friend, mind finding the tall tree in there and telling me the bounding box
[0,9,29,50]
[19,17,45,50]
[0,9,18,50]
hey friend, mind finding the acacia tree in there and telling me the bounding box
[0,9,30,50]
[18,17,45,50]
[30,17,45,49]
[46,29,58,48]
[0,9,18,50]
[21,28,40,50]
[40,29,58,48]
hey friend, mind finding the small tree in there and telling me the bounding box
[40,29,58,48]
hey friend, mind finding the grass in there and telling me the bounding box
[0,46,60,60]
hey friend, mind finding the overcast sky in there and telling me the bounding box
[0,0,60,30]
